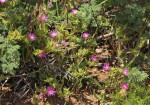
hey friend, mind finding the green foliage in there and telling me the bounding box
[77,0,109,28]
[0,36,20,75]
[114,3,146,30]
[110,83,150,105]
[111,1,149,67]
[0,0,149,104]
[128,67,149,83]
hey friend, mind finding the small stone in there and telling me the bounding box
[95,48,103,53]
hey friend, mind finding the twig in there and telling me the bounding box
[97,32,114,39]
[1,77,9,87]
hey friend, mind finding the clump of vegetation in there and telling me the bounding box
[0,0,149,104]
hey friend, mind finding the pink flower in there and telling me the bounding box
[121,83,129,90]
[103,63,110,71]
[122,68,128,76]
[49,30,59,38]
[81,32,90,38]
[90,56,99,62]
[28,33,37,41]
[62,40,69,46]
[71,9,78,15]
[48,2,53,8]
[39,14,48,21]
[38,93,44,100]
[39,51,46,59]
[45,86,56,96]
[53,42,59,47]
[0,0,8,3]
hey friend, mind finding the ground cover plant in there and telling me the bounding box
[0,0,150,105]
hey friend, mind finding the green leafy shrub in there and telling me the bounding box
[128,67,149,83]
[110,83,150,105]
[0,36,20,75]
[0,0,149,104]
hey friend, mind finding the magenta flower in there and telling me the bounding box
[53,42,59,47]
[48,1,53,8]
[81,32,90,38]
[49,30,59,38]
[45,86,56,96]
[28,33,37,41]
[62,40,69,46]
[71,9,78,15]
[122,68,128,76]
[0,0,8,3]
[90,56,99,62]
[103,63,110,71]
[39,51,46,59]
[38,93,44,100]
[39,14,48,21]
[121,83,129,90]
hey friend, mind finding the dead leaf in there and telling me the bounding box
[119,89,127,96]
[69,96,78,104]
[1,86,11,91]
[83,92,99,104]
[97,72,110,82]
[38,101,45,105]
[89,68,110,82]
[89,68,100,76]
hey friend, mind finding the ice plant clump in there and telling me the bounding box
[81,32,90,38]
[90,56,99,62]
[103,63,110,71]
[45,86,56,96]
[49,30,59,38]
[121,83,129,90]
[38,93,44,100]
[0,0,8,3]
[39,51,46,59]
[62,40,69,46]
[71,9,78,15]
[122,68,128,76]
[39,14,48,21]
[28,33,37,41]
